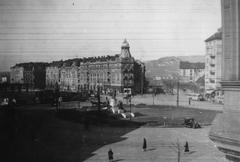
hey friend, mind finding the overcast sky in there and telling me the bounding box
[0,0,221,71]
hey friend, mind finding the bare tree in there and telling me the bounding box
[169,139,184,162]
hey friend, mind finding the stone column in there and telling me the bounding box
[209,1,240,161]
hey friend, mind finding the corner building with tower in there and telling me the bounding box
[78,39,144,94]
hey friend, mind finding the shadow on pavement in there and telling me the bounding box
[114,159,125,162]
[0,108,145,162]
[145,148,156,152]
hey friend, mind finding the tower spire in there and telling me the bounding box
[120,39,131,58]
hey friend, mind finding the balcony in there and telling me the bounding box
[210,79,215,83]
[210,60,216,66]
[210,54,216,58]
[210,70,215,75]
[210,63,215,67]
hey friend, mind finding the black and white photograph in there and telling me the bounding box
[0,0,239,161]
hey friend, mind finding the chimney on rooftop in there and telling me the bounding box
[218,28,222,33]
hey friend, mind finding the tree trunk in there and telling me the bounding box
[178,152,180,162]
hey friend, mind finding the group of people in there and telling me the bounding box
[107,139,190,161]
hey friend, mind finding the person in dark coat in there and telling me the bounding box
[108,148,114,162]
[106,97,109,106]
[184,142,189,153]
[143,138,147,151]
[188,98,191,105]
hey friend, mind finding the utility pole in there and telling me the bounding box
[130,95,132,121]
[78,85,80,109]
[97,80,100,113]
[177,80,179,107]
[128,77,132,121]
[126,78,129,105]
[155,80,157,96]
[141,64,144,97]
[152,80,156,105]
[56,83,59,112]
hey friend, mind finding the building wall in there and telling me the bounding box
[0,72,10,83]
[77,56,136,94]
[59,64,78,92]
[205,38,222,90]
[46,66,59,90]
[10,66,24,83]
[23,68,33,86]
[34,66,47,89]
[180,69,204,83]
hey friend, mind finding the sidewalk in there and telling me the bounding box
[109,93,223,111]
[83,126,227,162]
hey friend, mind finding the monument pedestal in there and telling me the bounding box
[210,81,240,161]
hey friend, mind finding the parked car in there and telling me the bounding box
[216,95,224,104]
[0,98,9,106]
[187,93,204,101]
[183,117,201,129]
[205,89,215,98]
[123,93,131,99]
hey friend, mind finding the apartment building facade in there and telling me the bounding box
[10,62,49,90]
[204,28,222,91]
[59,60,80,92]
[78,39,136,94]
[179,62,205,83]
[10,66,24,84]
[46,61,63,90]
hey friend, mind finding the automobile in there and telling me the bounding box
[123,93,131,99]
[216,95,224,104]
[183,117,201,129]
[187,93,204,101]
[51,98,57,107]
[205,89,216,98]
[51,97,62,107]
[0,98,9,106]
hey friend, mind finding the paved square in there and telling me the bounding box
[82,126,228,162]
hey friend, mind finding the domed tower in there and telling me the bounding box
[120,39,132,58]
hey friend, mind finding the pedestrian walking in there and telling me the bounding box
[184,142,189,153]
[143,138,147,151]
[108,148,114,162]
[106,97,109,105]
[106,97,110,110]
[82,135,87,145]
[188,98,191,105]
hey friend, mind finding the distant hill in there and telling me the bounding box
[144,55,205,78]
[177,55,205,63]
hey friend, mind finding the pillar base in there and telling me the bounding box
[209,81,240,161]
[210,114,240,161]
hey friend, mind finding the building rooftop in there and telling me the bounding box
[205,29,222,42]
[196,75,205,84]
[49,61,63,68]
[179,62,205,69]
